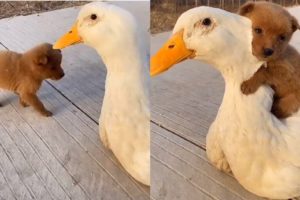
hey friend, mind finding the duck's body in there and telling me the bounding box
[54,2,150,185]
[151,6,300,198]
[207,63,300,199]
[99,40,150,185]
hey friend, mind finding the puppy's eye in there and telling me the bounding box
[202,18,212,26]
[279,35,286,41]
[90,14,97,20]
[254,28,263,34]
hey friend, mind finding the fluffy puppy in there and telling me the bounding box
[0,43,64,116]
[238,1,300,118]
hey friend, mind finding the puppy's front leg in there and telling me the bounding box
[272,94,299,118]
[241,66,267,95]
[19,97,29,107]
[20,93,52,117]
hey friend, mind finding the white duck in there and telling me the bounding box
[151,6,300,199]
[54,2,150,186]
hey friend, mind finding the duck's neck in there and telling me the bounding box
[214,49,263,85]
[214,56,274,131]
[97,40,149,109]
[100,44,145,75]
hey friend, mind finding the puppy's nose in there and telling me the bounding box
[263,48,274,57]
[60,72,65,78]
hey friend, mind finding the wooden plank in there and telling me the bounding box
[289,8,300,48]
[0,85,148,200]
[0,105,72,200]
[151,124,263,200]
[0,122,53,200]
[0,91,92,200]
[0,43,6,50]
[0,123,36,200]
[151,157,212,200]
[0,165,17,200]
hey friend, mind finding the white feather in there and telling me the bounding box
[77,2,150,185]
[176,6,300,199]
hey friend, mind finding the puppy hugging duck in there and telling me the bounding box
[239,1,300,118]
[0,43,64,117]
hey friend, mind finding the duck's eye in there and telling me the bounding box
[202,18,211,26]
[254,28,263,34]
[279,35,286,41]
[90,14,97,20]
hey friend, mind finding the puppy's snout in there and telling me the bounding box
[263,48,274,57]
[60,72,65,78]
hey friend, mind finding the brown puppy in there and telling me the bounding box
[238,1,300,118]
[0,43,64,116]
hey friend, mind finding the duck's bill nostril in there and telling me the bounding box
[150,30,194,76]
[53,21,82,49]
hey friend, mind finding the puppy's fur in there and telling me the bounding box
[239,1,300,118]
[0,43,64,116]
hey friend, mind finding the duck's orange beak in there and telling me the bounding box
[53,21,82,49]
[150,30,194,76]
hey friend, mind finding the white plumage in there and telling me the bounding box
[158,6,300,199]
[55,2,150,185]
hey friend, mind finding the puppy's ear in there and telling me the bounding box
[238,2,255,16]
[291,16,300,32]
[35,54,48,66]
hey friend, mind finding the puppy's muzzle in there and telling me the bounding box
[60,72,65,78]
[263,48,274,57]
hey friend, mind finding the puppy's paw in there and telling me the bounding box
[20,101,29,107]
[271,108,283,118]
[41,110,53,117]
[241,81,257,95]
[271,106,289,119]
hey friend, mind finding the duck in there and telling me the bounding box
[53,2,150,186]
[151,6,300,199]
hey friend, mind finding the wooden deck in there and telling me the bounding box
[0,2,149,200]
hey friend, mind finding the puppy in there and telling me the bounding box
[0,43,64,116]
[238,1,300,118]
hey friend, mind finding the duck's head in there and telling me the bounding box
[151,7,263,80]
[54,2,137,56]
